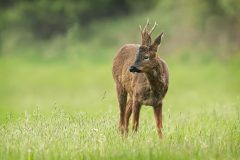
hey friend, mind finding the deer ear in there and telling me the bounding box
[151,32,164,51]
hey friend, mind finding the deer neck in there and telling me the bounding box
[145,63,164,95]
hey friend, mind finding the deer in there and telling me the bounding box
[112,20,169,138]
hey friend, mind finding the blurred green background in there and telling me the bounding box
[0,0,240,118]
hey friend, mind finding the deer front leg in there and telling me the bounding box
[153,102,163,138]
[124,99,133,134]
[132,101,141,132]
[116,84,127,134]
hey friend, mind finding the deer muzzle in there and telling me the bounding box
[129,66,141,73]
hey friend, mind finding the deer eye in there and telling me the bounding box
[144,56,149,61]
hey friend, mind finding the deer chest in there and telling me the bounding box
[134,86,162,106]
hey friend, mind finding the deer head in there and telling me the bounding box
[129,20,164,73]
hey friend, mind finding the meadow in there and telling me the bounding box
[0,54,239,159]
[0,1,240,159]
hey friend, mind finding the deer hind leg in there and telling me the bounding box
[153,102,163,138]
[116,84,127,134]
[124,98,133,134]
[132,101,141,132]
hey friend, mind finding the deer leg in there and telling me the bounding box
[132,101,141,132]
[124,99,133,134]
[153,102,163,138]
[116,84,127,134]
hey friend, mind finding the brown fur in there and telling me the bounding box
[112,20,169,138]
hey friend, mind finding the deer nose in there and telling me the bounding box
[129,66,141,73]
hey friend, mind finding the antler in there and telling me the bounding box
[141,19,150,33]
[139,19,158,46]
[149,21,158,35]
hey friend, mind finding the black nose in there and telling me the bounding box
[129,66,141,73]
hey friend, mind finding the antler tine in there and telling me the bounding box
[139,25,143,33]
[143,18,150,32]
[149,21,158,35]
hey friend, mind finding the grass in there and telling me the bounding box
[0,55,240,159]
[0,105,239,160]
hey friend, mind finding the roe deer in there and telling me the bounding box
[112,20,169,138]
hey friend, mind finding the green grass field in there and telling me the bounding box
[1,1,240,159]
[0,55,239,159]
